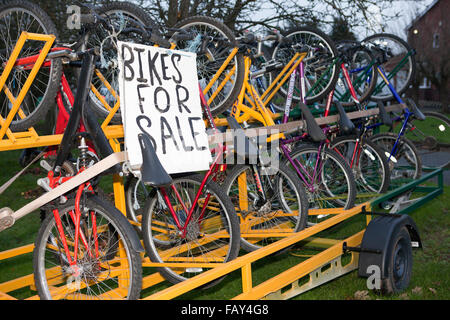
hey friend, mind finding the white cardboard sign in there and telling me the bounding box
[117,41,212,174]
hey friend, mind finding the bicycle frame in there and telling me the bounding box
[13,42,230,248]
[229,52,307,127]
[321,53,415,164]
[363,65,415,162]
[276,63,337,198]
[11,47,114,158]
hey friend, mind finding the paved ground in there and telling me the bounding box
[418,149,450,185]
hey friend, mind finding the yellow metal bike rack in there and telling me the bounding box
[0,32,421,301]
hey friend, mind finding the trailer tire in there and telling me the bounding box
[380,226,413,295]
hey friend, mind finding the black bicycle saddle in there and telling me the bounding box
[138,133,172,187]
[406,98,426,121]
[298,102,326,142]
[377,101,393,127]
[334,101,355,135]
[226,116,259,160]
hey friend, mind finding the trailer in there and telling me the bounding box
[0,32,445,300]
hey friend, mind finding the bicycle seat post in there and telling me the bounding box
[53,50,96,173]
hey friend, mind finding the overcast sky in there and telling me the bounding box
[374,0,435,38]
[252,0,436,39]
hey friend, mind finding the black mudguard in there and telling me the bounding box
[358,214,421,279]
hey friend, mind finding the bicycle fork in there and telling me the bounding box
[51,182,99,276]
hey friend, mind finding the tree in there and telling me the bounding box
[143,0,404,33]
[329,16,357,42]
[416,55,450,112]
[30,0,411,36]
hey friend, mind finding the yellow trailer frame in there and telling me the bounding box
[0,32,428,301]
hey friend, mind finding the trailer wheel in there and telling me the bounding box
[380,226,413,294]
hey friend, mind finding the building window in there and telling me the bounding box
[432,33,439,48]
[419,77,431,89]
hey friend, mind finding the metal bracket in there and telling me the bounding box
[342,242,381,255]
[360,206,402,218]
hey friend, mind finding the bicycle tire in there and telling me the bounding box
[85,1,162,123]
[362,33,416,102]
[33,195,143,300]
[410,111,450,150]
[0,0,62,131]
[124,176,152,231]
[223,163,308,252]
[271,26,339,105]
[330,135,390,203]
[282,143,356,211]
[370,132,422,187]
[170,15,245,116]
[141,173,240,287]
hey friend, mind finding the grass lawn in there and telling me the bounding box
[0,149,448,300]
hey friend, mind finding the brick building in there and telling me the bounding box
[407,0,450,108]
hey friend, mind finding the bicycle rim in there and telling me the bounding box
[170,16,244,115]
[371,133,421,188]
[0,1,62,131]
[271,27,338,104]
[331,136,390,203]
[362,33,415,101]
[142,175,239,284]
[33,197,141,300]
[224,164,308,251]
[285,146,355,211]
[86,3,160,122]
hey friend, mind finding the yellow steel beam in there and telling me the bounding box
[144,203,369,300]
[0,32,55,140]
[0,125,124,152]
[0,272,35,293]
[207,65,236,106]
[0,243,34,260]
[203,47,238,95]
[0,291,17,300]
[233,230,364,299]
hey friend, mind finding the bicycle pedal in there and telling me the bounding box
[40,159,53,172]
[0,207,15,232]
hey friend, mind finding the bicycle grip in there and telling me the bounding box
[80,13,96,25]
[149,32,171,48]
[171,33,195,41]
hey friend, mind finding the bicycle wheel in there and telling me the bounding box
[223,163,308,252]
[0,0,62,131]
[388,110,449,169]
[362,33,416,102]
[33,195,143,300]
[141,174,240,286]
[370,132,422,188]
[409,111,450,163]
[85,2,162,122]
[170,16,245,116]
[330,135,390,203]
[125,176,152,231]
[283,144,356,216]
[271,26,339,105]
[333,41,378,107]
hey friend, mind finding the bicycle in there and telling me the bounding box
[343,41,425,186]
[25,47,143,300]
[259,39,391,204]
[0,0,162,131]
[210,33,356,231]
[0,8,241,298]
